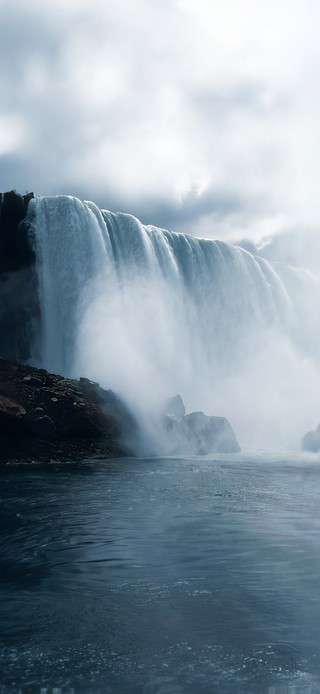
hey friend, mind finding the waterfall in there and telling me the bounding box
[27,195,320,451]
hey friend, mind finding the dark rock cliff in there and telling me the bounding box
[0,190,35,272]
[0,190,39,363]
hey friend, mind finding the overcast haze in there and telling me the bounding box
[1,0,320,242]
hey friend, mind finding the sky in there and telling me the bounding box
[1,0,320,242]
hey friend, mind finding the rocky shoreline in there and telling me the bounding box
[0,357,242,463]
[0,358,137,464]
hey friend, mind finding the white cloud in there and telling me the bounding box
[0,114,26,155]
[0,0,320,239]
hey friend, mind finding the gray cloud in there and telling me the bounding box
[1,0,320,239]
[124,188,264,236]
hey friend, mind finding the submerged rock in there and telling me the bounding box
[163,396,240,454]
[302,424,320,452]
[0,358,138,463]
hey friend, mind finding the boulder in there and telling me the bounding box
[0,393,27,436]
[163,396,240,454]
[302,424,320,452]
[165,394,186,418]
[184,411,240,454]
[0,394,26,418]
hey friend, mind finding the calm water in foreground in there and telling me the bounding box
[1,454,320,694]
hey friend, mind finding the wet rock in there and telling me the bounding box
[0,190,35,272]
[165,394,186,418]
[184,411,240,454]
[0,394,26,418]
[0,190,39,364]
[302,424,320,452]
[0,393,27,437]
[23,375,43,387]
[163,396,240,454]
[0,357,138,463]
[30,414,56,438]
[0,304,34,363]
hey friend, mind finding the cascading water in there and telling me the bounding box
[27,195,320,451]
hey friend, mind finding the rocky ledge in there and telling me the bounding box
[0,361,241,463]
[0,358,137,463]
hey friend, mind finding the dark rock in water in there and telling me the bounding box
[302,424,320,452]
[184,411,240,454]
[165,394,186,418]
[0,358,138,463]
[163,396,240,454]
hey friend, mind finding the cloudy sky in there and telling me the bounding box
[1,0,320,241]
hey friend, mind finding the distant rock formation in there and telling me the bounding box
[302,424,320,452]
[0,358,139,463]
[163,396,241,454]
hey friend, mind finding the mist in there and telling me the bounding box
[31,195,320,455]
[76,286,320,454]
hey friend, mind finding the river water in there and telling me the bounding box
[1,454,320,693]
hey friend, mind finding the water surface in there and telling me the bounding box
[1,454,320,693]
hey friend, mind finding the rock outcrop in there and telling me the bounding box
[0,190,35,272]
[0,358,138,463]
[302,424,320,452]
[0,190,38,363]
[163,396,241,454]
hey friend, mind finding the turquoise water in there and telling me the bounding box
[1,454,320,693]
